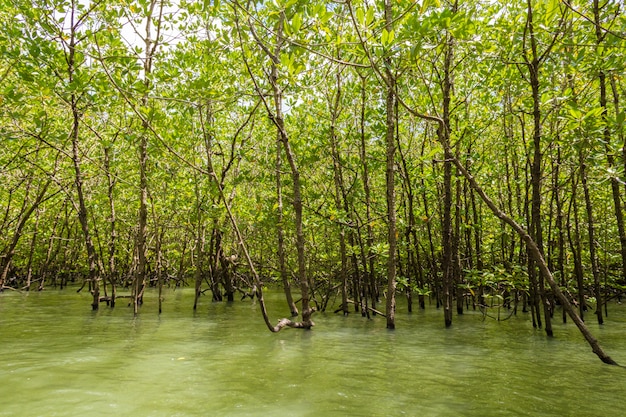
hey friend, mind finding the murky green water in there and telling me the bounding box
[1,288,625,416]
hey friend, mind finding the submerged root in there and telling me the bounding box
[273,317,314,332]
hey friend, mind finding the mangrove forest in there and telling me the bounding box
[2,0,626,365]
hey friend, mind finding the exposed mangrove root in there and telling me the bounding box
[272,317,315,331]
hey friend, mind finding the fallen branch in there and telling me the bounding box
[342,299,386,317]
[393,91,620,365]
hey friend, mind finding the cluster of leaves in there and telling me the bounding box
[0,0,625,310]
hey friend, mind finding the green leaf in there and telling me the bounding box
[356,7,365,25]
[280,52,295,74]
[421,0,440,13]
[381,28,394,47]
[291,12,302,33]
[545,0,559,23]
[584,107,605,120]
[567,107,582,120]
[366,7,375,25]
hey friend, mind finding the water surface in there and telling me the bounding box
[1,288,625,416]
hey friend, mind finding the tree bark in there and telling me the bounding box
[329,69,350,316]
[524,0,556,336]
[133,0,164,315]
[358,73,377,315]
[609,74,626,286]
[242,9,313,327]
[103,144,117,307]
[440,0,457,327]
[276,133,298,316]
[66,2,100,309]
[593,0,618,323]
[580,153,602,324]
[383,0,397,329]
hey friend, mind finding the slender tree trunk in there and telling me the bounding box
[276,103,311,326]
[209,225,223,302]
[454,157,464,315]
[134,131,148,314]
[24,209,40,291]
[358,73,377,314]
[71,117,100,310]
[65,1,100,309]
[553,146,566,323]
[133,0,163,315]
[276,133,298,316]
[440,2,457,327]
[103,144,117,307]
[259,12,313,327]
[193,217,206,310]
[568,175,586,320]
[609,74,626,286]
[156,228,164,314]
[580,153,602,324]
[419,134,439,307]
[383,0,397,329]
[526,0,552,336]
[593,0,618,323]
[329,71,350,316]
[397,127,418,313]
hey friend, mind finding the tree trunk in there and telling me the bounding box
[568,176,586,320]
[526,0,552,336]
[454,158,464,315]
[329,67,350,316]
[592,0,618,323]
[383,0,397,329]
[103,144,117,307]
[440,2,457,327]
[358,73,377,315]
[264,12,313,327]
[580,153,602,324]
[24,208,40,291]
[420,134,439,307]
[133,0,163,315]
[552,146,567,323]
[192,221,206,310]
[397,124,418,313]
[609,74,626,286]
[276,137,298,316]
[65,1,100,310]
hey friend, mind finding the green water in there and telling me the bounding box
[1,288,625,416]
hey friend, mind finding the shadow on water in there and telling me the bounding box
[1,288,626,416]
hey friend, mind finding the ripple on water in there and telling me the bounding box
[2,288,626,416]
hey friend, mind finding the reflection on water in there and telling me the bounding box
[1,288,625,416]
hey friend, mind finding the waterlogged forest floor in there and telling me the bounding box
[1,287,626,416]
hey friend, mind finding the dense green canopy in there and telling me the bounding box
[1,0,626,355]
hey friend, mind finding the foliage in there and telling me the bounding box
[0,0,625,325]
